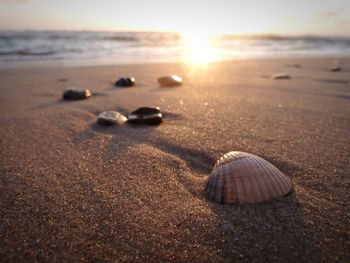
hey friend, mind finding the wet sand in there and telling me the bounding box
[0,58,349,262]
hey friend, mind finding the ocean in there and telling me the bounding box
[1,31,350,68]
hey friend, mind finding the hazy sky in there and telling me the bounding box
[0,0,349,36]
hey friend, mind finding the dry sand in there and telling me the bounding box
[0,58,349,262]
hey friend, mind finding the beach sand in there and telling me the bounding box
[0,58,349,262]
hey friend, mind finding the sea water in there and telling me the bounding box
[0,31,349,68]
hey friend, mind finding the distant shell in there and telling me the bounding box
[127,107,163,125]
[97,111,127,126]
[63,88,92,100]
[158,75,183,87]
[205,152,292,204]
[271,73,291,80]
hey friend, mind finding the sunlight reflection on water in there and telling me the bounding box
[180,33,221,64]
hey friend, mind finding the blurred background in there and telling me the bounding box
[0,0,349,68]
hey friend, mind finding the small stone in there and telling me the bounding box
[271,73,291,80]
[128,107,163,125]
[115,77,135,87]
[97,111,127,126]
[330,65,341,72]
[63,88,92,100]
[158,75,183,87]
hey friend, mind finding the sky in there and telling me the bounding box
[0,0,349,36]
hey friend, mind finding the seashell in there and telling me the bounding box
[205,151,292,204]
[115,77,135,87]
[158,75,183,87]
[127,107,163,125]
[97,111,127,126]
[271,73,291,80]
[63,88,92,100]
[330,65,341,72]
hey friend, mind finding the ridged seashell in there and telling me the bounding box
[271,73,291,80]
[115,77,135,87]
[205,152,292,204]
[97,111,127,126]
[63,88,92,100]
[158,75,183,87]
[127,107,163,125]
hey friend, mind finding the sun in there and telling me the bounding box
[180,30,220,64]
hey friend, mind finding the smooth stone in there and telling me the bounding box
[115,77,135,87]
[97,111,127,126]
[330,65,341,72]
[158,75,183,87]
[63,88,92,100]
[271,73,291,80]
[127,107,163,125]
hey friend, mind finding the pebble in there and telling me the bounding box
[63,88,92,100]
[158,75,183,87]
[97,111,127,126]
[330,65,341,72]
[127,107,163,125]
[271,73,291,80]
[115,77,135,87]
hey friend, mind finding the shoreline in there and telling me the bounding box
[0,57,349,262]
[1,55,350,71]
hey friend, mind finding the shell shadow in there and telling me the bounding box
[207,189,321,261]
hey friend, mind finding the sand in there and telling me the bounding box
[0,58,349,262]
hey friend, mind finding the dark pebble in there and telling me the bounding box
[271,73,291,80]
[128,107,163,125]
[63,88,92,100]
[115,77,135,87]
[330,65,341,72]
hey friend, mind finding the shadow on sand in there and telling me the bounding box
[201,156,321,261]
[206,191,321,262]
[72,112,321,262]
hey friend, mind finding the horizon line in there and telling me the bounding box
[0,29,349,39]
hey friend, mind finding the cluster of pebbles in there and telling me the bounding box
[60,65,349,205]
[63,75,181,126]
